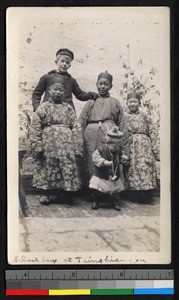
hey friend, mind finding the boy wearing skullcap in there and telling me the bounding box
[97,71,113,84]
[32,48,98,111]
[79,71,129,186]
[30,78,83,205]
[89,126,128,210]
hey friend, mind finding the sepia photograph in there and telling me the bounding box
[7,7,171,264]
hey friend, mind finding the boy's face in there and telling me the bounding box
[96,78,112,97]
[106,141,120,153]
[55,55,71,73]
[127,97,140,113]
[49,83,65,102]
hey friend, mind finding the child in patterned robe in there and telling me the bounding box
[30,77,83,205]
[124,92,160,200]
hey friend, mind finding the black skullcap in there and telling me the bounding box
[127,92,141,101]
[97,71,113,84]
[49,77,66,88]
[56,48,74,61]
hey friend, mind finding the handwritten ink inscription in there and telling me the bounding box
[13,255,146,264]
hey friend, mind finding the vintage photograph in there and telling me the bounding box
[7,7,170,264]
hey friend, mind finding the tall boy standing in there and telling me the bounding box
[32,48,98,111]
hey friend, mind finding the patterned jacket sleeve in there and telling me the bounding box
[147,115,160,161]
[29,108,44,156]
[67,105,83,156]
[72,78,90,101]
[32,75,47,111]
[115,101,129,158]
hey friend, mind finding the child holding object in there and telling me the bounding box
[89,126,128,210]
[30,77,83,205]
[124,92,160,201]
[32,48,98,111]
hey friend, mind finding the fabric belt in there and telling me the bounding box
[88,120,109,124]
[43,124,70,128]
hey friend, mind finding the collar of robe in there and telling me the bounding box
[98,93,110,99]
[127,109,140,115]
[55,70,71,77]
[49,97,63,105]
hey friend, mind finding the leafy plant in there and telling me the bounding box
[120,59,160,131]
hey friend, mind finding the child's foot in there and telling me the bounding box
[92,201,99,210]
[49,195,58,203]
[39,195,49,205]
[114,202,121,211]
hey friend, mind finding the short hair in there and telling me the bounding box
[127,92,141,103]
[56,54,72,63]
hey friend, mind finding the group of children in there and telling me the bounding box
[30,48,160,210]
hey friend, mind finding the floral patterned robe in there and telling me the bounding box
[78,95,129,183]
[30,99,83,191]
[124,109,160,190]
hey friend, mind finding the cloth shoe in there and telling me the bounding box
[39,195,49,205]
[92,201,99,210]
[114,202,121,211]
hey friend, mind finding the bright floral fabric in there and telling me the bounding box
[30,99,83,191]
[124,109,160,190]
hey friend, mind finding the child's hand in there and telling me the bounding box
[120,154,128,164]
[104,160,112,167]
[87,92,98,100]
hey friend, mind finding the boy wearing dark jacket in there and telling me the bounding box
[32,48,98,111]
